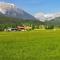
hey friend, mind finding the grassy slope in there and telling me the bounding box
[0,15,43,25]
[0,30,60,60]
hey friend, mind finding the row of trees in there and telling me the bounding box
[0,23,42,31]
[0,23,55,31]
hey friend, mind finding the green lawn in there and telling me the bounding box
[0,30,60,60]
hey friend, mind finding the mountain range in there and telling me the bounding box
[0,2,60,27]
[34,12,60,21]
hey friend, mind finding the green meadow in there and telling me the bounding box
[0,30,60,60]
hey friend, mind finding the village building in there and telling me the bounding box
[16,26,32,31]
[4,27,17,31]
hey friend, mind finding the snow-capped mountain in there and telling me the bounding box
[0,2,35,19]
[34,12,60,21]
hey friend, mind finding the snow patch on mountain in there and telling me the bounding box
[0,9,5,14]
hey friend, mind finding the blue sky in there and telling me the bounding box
[0,0,60,14]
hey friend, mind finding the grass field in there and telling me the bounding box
[0,30,60,60]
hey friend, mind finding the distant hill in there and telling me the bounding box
[45,17,60,27]
[0,14,44,26]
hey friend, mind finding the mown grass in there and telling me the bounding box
[0,30,60,60]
